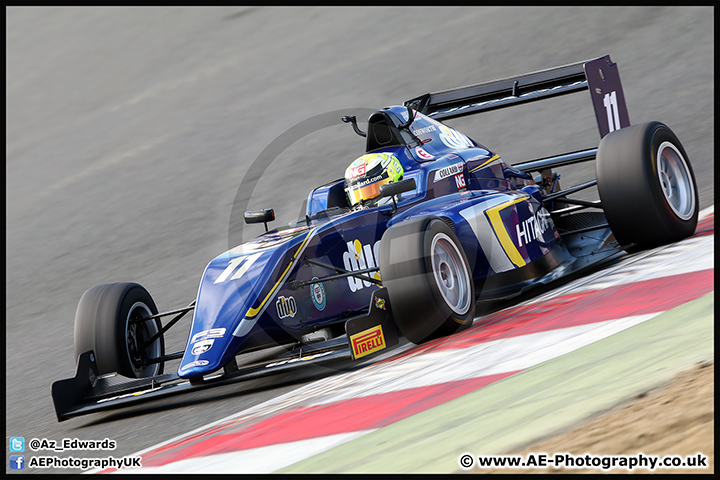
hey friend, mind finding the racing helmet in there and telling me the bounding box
[344,152,404,207]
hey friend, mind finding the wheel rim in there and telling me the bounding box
[126,301,161,377]
[656,141,695,221]
[431,233,471,315]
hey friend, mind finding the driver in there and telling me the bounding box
[344,152,404,208]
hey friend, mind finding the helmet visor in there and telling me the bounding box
[346,171,392,206]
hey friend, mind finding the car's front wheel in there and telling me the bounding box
[74,282,164,378]
[379,217,475,344]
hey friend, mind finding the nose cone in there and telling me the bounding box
[177,226,315,379]
[178,250,268,378]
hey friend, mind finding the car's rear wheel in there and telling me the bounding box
[379,217,475,344]
[596,121,698,252]
[74,282,164,377]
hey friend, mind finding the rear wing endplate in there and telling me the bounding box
[405,55,630,138]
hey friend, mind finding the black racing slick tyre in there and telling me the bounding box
[596,121,698,252]
[74,282,165,378]
[379,217,475,344]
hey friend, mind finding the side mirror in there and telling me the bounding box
[379,178,416,213]
[398,105,415,130]
[380,178,416,198]
[244,209,275,232]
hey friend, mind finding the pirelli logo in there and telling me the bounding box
[350,325,386,359]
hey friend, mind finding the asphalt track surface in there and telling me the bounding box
[6,7,713,474]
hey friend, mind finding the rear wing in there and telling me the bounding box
[405,55,630,138]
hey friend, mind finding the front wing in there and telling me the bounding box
[52,289,398,422]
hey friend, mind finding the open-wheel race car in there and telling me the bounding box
[52,55,698,421]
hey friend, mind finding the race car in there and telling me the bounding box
[52,54,698,421]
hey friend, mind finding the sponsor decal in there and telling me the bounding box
[310,277,326,311]
[191,328,226,344]
[349,174,383,190]
[411,124,437,136]
[178,360,210,374]
[515,207,552,248]
[276,295,297,319]
[415,146,434,160]
[455,173,467,189]
[374,297,386,310]
[342,239,381,292]
[434,162,464,182]
[438,125,474,149]
[350,325,386,359]
[347,161,366,179]
[191,339,214,355]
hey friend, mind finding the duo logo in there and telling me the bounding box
[342,239,381,292]
[276,295,297,319]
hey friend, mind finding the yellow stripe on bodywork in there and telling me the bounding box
[469,154,500,173]
[244,227,318,319]
[485,196,527,268]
